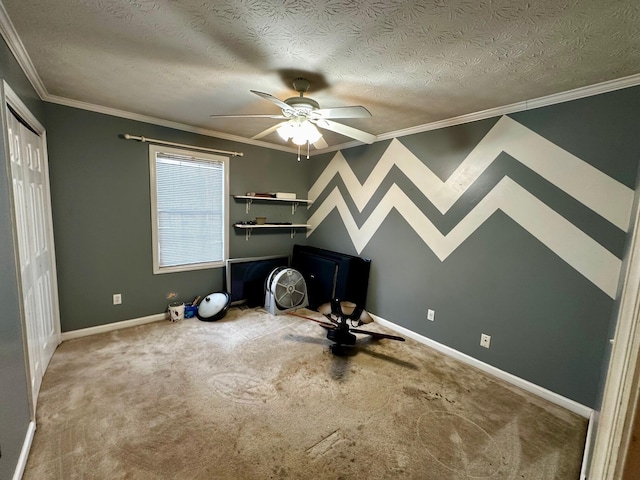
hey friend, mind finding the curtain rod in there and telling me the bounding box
[123,134,244,157]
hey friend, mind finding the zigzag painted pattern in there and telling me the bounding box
[307,116,634,299]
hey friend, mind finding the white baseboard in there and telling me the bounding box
[60,311,592,418]
[371,314,593,418]
[12,421,35,480]
[60,313,167,341]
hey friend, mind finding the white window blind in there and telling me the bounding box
[150,145,228,273]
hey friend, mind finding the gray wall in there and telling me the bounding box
[0,37,44,480]
[2,24,638,473]
[43,103,309,332]
[306,86,640,408]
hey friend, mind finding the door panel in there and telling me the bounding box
[7,108,59,410]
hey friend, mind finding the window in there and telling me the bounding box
[149,145,228,274]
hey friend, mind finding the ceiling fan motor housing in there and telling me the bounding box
[284,78,319,116]
[284,96,319,112]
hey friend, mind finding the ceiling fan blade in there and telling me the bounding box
[314,119,376,144]
[250,90,294,112]
[210,114,286,119]
[311,106,371,119]
[350,328,405,341]
[251,122,287,140]
[313,136,329,149]
[286,311,336,329]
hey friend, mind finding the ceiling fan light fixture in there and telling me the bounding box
[277,120,322,146]
[277,122,296,141]
[293,122,322,145]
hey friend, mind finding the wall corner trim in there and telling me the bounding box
[371,313,594,418]
[60,313,167,342]
[12,420,35,480]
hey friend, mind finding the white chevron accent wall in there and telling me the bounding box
[307,116,634,299]
[309,116,633,231]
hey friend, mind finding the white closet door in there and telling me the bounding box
[7,109,59,410]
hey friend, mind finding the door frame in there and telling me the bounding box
[588,179,640,478]
[2,80,61,416]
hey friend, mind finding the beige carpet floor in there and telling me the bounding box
[24,307,587,479]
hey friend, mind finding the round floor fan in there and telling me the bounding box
[264,267,309,315]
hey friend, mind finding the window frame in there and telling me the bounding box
[149,144,229,274]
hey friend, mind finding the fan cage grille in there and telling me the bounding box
[273,270,306,309]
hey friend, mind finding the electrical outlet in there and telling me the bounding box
[480,333,491,348]
[113,293,122,305]
[427,309,435,321]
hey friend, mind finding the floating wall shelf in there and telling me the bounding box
[233,195,313,214]
[233,223,311,240]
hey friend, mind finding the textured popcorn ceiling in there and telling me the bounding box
[3,0,640,149]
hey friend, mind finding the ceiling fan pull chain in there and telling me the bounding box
[307,141,310,159]
[297,144,301,161]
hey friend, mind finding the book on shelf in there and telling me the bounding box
[246,192,276,198]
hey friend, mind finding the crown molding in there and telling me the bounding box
[376,102,527,141]
[46,92,363,157]
[1,2,639,156]
[525,73,640,110]
[45,94,300,155]
[0,1,48,98]
[377,73,640,142]
[46,92,362,157]
[46,72,640,156]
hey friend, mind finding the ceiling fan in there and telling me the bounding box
[209,78,376,157]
